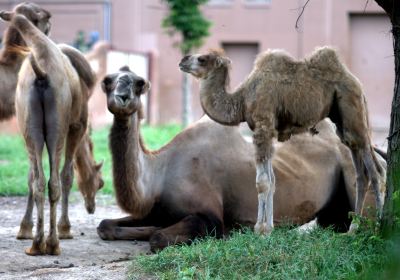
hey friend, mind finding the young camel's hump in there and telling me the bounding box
[246,48,367,143]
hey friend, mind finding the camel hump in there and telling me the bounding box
[306,46,342,71]
[254,49,297,71]
[59,44,96,91]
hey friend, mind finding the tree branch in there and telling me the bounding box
[295,0,311,30]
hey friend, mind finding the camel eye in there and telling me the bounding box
[198,56,206,64]
[136,79,145,88]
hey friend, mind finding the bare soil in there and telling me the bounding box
[0,194,151,280]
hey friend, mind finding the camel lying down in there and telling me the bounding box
[98,67,386,251]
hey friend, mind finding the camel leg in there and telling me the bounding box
[253,122,275,235]
[58,122,86,239]
[149,213,223,252]
[17,167,34,239]
[361,148,384,217]
[43,97,64,255]
[97,216,160,240]
[348,149,368,233]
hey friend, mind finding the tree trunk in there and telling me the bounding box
[182,72,192,127]
[374,0,400,236]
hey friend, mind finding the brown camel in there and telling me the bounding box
[179,48,385,235]
[0,2,50,121]
[0,3,104,233]
[97,67,386,251]
[0,10,94,255]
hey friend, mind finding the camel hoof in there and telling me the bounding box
[149,232,169,252]
[46,242,61,255]
[25,243,46,256]
[17,230,33,240]
[347,222,359,234]
[58,232,73,239]
[254,222,273,235]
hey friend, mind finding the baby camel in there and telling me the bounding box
[179,48,384,234]
[0,11,92,255]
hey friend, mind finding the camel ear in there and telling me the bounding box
[101,74,117,93]
[95,160,104,171]
[0,11,13,22]
[143,81,151,94]
[216,57,231,68]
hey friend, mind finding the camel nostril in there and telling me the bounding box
[115,94,129,104]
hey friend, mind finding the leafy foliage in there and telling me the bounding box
[162,0,211,54]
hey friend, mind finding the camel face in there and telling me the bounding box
[76,164,104,214]
[102,66,150,117]
[179,51,231,79]
[0,2,52,35]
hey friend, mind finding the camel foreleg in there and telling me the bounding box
[97,216,161,241]
[149,213,223,252]
[253,122,276,235]
[254,158,275,235]
[17,167,34,239]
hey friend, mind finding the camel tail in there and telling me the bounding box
[60,44,96,92]
[29,54,47,80]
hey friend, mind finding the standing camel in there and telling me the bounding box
[0,3,104,240]
[179,48,385,234]
[0,10,92,255]
[97,67,386,251]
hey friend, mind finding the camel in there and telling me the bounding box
[179,48,385,235]
[0,9,94,255]
[0,2,104,230]
[0,2,50,121]
[97,67,386,251]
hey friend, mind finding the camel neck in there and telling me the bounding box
[0,26,27,66]
[109,114,153,218]
[200,66,244,126]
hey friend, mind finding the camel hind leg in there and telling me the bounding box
[22,86,47,255]
[40,80,63,255]
[333,83,384,230]
[58,121,87,239]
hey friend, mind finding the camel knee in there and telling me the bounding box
[48,178,60,203]
[97,219,116,240]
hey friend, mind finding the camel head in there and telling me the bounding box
[101,66,150,117]
[75,134,104,214]
[179,49,231,79]
[0,2,52,35]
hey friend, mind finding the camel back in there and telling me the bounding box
[60,45,96,92]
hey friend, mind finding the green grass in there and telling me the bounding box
[0,123,181,196]
[128,227,393,280]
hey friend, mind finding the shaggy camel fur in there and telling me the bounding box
[0,2,50,120]
[97,67,386,251]
[179,48,385,234]
[0,10,94,255]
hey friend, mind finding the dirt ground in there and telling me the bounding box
[0,194,151,280]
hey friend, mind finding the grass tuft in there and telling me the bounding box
[128,227,389,280]
[0,123,181,196]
